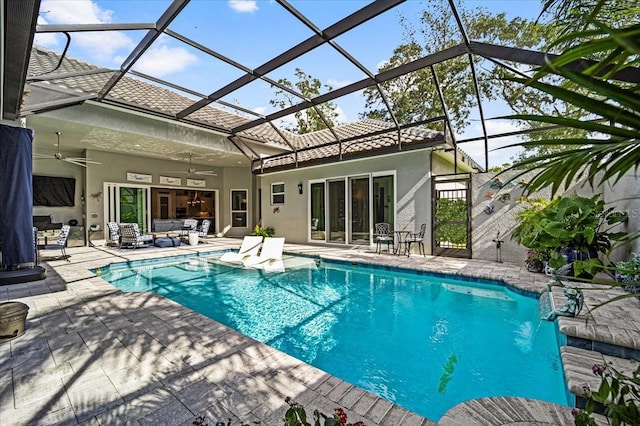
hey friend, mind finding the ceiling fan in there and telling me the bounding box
[34,131,101,168]
[165,153,217,177]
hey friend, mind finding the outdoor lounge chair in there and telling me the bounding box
[243,237,285,271]
[106,221,121,247]
[119,223,151,250]
[180,219,198,236]
[220,235,263,263]
[198,219,211,237]
[132,223,154,244]
[38,224,71,261]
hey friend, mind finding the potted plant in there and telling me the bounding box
[514,195,628,278]
[615,252,640,295]
[251,224,275,238]
[524,248,550,273]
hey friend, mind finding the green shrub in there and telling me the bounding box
[251,225,275,237]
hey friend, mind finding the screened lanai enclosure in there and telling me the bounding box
[6,0,634,172]
[2,0,639,267]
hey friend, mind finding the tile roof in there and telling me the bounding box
[26,47,457,172]
[256,120,446,172]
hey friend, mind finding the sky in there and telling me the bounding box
[33,0,547,169]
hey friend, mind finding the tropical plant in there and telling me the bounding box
[251,224,275,238]
[499,1,640,195]
[512,195,627,276]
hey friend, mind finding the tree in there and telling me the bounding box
[361,0,553,135]
[269,68,340,134]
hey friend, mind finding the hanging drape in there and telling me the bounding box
[0,124,35,267]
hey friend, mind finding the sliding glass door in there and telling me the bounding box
[373,175,394,231]
[350,176,369,244]
[328,179,346,243]
[309,173,394,245]
[310,182,325,241]
[105,183,151,232]
[119,186,149,231]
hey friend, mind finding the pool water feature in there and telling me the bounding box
[97,256,570,421]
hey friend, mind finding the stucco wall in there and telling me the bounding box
[602,172,640,262]
[471,170,640,264]
[257,150,434,247]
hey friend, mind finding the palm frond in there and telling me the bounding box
[499,18,640,196]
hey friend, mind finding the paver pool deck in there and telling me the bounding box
[2,238,635,425]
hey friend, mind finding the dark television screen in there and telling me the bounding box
[33,175,75,207]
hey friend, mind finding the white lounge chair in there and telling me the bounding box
[219,236,263,263]
[243,237,285,270]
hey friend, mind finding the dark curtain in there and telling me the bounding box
[0,125,35,266]
[33,175,75,206]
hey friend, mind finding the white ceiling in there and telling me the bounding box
[25,107,259,169]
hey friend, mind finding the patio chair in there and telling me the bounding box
[374,223,394,254]
[119,223,151,250]
[198,219,211,237]
[220,235,263,263]
[38,224,71,261]
[243,237,285,270]
[404,223,426,257]
[106,222,121,247]
[180,219,198,236]
[131,223,154,244]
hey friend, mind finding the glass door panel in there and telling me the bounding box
[350,177,369,244]
[373,175,394,230]
[119,186,149,231]
[328,179,346,243]
[231,190,248,227]
[310,182,325,241]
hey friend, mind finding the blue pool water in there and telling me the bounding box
[97,255,569,421]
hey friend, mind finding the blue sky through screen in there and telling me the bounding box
[34,0,545,168]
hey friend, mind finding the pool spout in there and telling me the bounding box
[538,290,554,320]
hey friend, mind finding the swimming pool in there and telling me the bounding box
[96,254,570,421]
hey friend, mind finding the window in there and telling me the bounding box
[271,183,285,205]
[231,190,248,228]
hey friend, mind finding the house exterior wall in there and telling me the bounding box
[257,150,435,249]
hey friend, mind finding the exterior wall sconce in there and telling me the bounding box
[298,182,303,195]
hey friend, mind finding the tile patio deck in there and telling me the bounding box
[2,237,635,425]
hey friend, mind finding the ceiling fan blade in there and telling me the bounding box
[66,157,102,165]
[64,159,88,168]
[194,171,218,176]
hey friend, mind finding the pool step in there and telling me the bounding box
[561,345,639,420]
[438,397,575,425]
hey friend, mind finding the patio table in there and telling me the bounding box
[393,230,411,255]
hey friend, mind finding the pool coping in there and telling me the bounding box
[2,239,626,425]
